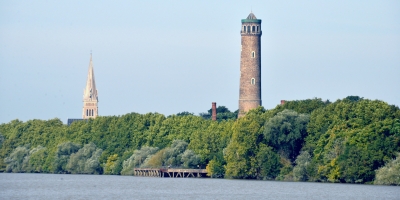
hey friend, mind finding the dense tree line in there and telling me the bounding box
[0,97,399,185]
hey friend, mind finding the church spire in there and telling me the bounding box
[82,54,98,119]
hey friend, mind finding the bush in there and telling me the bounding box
[374,153,400,186]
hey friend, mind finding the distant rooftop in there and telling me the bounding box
[67,118,86,126]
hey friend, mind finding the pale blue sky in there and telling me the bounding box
[0,1,399,124]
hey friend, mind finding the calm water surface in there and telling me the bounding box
[0,173,399,199]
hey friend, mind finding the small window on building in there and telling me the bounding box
[251,78,255,85]
[244,26,246,32]
[86,109,89,116]
[252,26,255,32]
[251,51,255,58]
[247,26,250,33]
[257,26,259,32]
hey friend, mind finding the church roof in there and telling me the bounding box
[83,54,98,102]
[247,12,257,19]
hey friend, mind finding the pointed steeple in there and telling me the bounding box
[83,53,98,101]
[82,54,99,119]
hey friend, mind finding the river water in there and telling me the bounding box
[0,173,399,199]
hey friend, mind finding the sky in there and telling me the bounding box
[0,0,399,124]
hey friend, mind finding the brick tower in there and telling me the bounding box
[238,12,262,118]
[82,54,99,119]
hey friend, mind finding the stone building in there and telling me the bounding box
[82,54,99,119]
[238,12,262,118]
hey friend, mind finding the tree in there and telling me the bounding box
[26,146,47,173]
[53,142,81,173]
[264,109,310,161]
[293,151,314,181]
[181,149,200,168]
[66,142,103,174]
[104,154,119,175]
[206,156,225,178]
[200,106,237,121]
[256,144,281,180]
[121,146,159,175]
[163,140,188,167]
[0,133,4,148]
[305,98,400,183]
[4,146,29,173]
[374,153,400,186]
[175,111,194,116]
[224,107,266,179]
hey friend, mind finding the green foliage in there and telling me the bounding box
[200,106,238,121]
[5,146,29,173]
[0,133,4,148]
[206,156,225,178]
[275,98,329,114]
[143,149,166,168]
[305,98,400,183]
[175,111,194,116]
[276,157,294,181]
[163,140,188,167]
[188,120,233,165]
[121,146,159,175]
[181,149,201,168]
[374,153,400,186]
[104,154,119,175]
[65,143,103,174]
[344,95,363,102]
[293,151,315,181]
[256,144,281,180]
[224,107,267,179]
[0,97,398,184]
[53,142,81,173]
[26,146,48,173]
[264,109,310,161]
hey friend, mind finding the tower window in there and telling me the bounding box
[257,26,259,32]
[243,26,246,32]
[247,26,250,33]
[251,51,255,58]
[251,78,255,85]
[86,109,89,116]
[252,26,255,32]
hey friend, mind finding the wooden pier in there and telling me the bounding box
[133,168,208,178]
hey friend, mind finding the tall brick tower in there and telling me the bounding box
[82,54,99,119]
[238,12,262,118]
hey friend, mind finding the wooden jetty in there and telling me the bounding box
[133,168,208,178]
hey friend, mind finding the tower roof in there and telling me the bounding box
[83,54,98,102]
[247,12,257,19]
[242,12,261,23]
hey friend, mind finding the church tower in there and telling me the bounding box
[82,54,99,119]
[238,12,262,118]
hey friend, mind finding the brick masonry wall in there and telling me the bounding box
[238,22,262,118]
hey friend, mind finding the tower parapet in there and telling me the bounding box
[238,12,262,118]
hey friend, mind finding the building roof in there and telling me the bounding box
[247,12,257,19]
[242,12,262,24]
[67,118,85,126]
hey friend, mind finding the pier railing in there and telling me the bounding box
[133,168,208,178]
